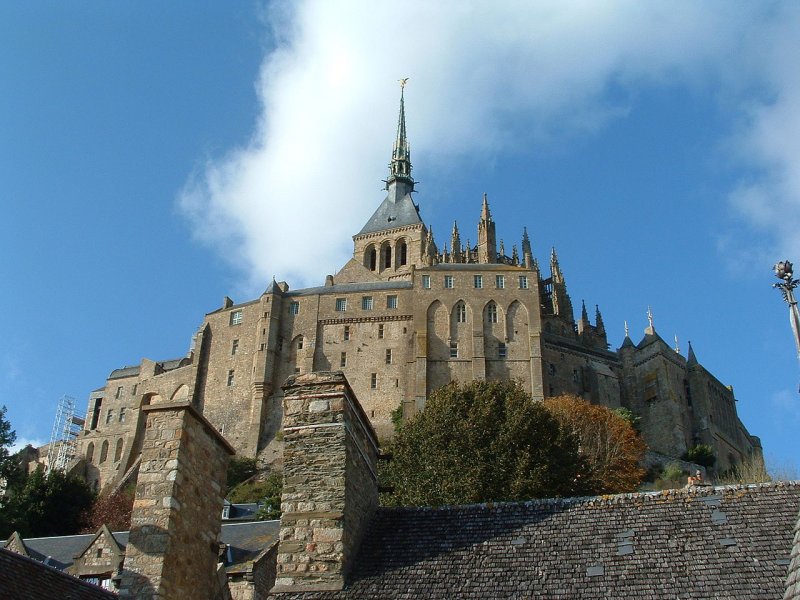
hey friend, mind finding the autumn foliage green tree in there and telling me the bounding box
[543,395,646,493]
[81,486,134,533]
[382,380,588,507]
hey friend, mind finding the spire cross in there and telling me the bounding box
[647,306,654,330]
[624,320,629,337]
[399,77,409,90]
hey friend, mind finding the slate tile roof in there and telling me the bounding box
[0,547,116,600]
[275,482,800,600]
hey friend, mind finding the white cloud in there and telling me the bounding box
[179,1,800,291]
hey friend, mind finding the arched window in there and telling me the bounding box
[99,440,109,464]
[114,439,124,462]
[366,246,377,271]
[86,442,95,463]
[398,240,408,266]
[455,301,467,323]
[486,302,498,324]
[383,244,392,269]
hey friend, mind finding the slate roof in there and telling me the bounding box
[4,521,278,572]
[0,548,116,600]
[356,193,423,236]
[275,482,800,600]
[285,280,413,297]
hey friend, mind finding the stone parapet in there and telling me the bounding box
[119,401,235,600]
[272,372,379,593]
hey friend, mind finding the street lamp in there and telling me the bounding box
[773,260,800,363]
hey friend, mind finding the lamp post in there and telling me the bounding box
[773,260,800,364]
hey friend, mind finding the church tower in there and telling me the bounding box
[351,82,434,278]
[477,193,497,263]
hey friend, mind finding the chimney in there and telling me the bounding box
[118,400,235,599]
[272,372,380,593]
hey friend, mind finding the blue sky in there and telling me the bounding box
[2,1,799,472]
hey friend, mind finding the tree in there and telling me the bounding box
[683,444,716,468]
[382,380,587,507]
[1,467,94,538]
[226,456,259,490]
[81,486,134,533]
[0,405,18,482]
[227,471,283,520]
[543,395,646,494]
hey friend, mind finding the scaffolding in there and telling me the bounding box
[46,395,85,474]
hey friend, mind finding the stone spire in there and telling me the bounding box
[578,300,590,334]
[550,248,564,283]
[477,193,497,263]
[521,227,533,268]
[595,305,605,334]
[450,221,462,263]
[385,81,414,201]
[511,244,519,266]
[687,340,698,365]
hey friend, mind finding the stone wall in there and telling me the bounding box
[272,372,379,593]
[119,401,234,600]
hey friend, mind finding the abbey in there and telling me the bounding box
[75,90,762,492]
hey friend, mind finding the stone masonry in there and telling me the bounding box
[119,400,235,599]
[272,372,380,593]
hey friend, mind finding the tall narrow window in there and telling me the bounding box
[297,337,304,350]
[362,296,373,310]
[368,247,377,271]
[231,339,239,355]
[449,342,459,358]
[340,352,347,368]
[115,386,122,399]
[498,343,507,358]
[106,409,114,425]
[289,301,299,315]
[370,373,377,389]
[444,275,454,289]
[398,240,408,265]
[114,439,123,462]
[456,302,466,323]
[335,298,347,312]
[387,295,398,309]
[422,275,431,289]
[487,302,498,323]
[99,441,109,464]
[227,370,235,386]
[385,349,393,364]
[495,275,505,289]
[473,275,483,289]
[343,325,350,341]
[378,324,384,339]
[383,246,392,269]
[119,408,126,423]
[86,442,95,463]
[230,310,243,325]
[519,276,529,290]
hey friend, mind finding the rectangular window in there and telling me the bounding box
[119,408,126,423]
[444,275,454,289]
[106,409,114,424]
[370,373,377,389]
[259,343,266,351]
[297,337,303,350]
[473,275,483,289]
[519,276,529,290]
[450,342,458,358]
[495,275,505,289]
[227,370,235,386]
[231,339,239,355]
[335,298,347,312]
[343,325,350,341]
[132,384,137,395]
[422,275,431,289]
[340,352,347,368]
[289,301,299,315]
[230,310,243,325]
[385,349,393,364]
[387,295,398,309]
[487,303,498,323]
[362,296,373,310]
[115,386,122,399]
[378,324,384,339]
[498,343,507,359]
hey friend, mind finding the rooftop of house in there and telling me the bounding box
[274,481,800,600]
[0,547,116,600]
